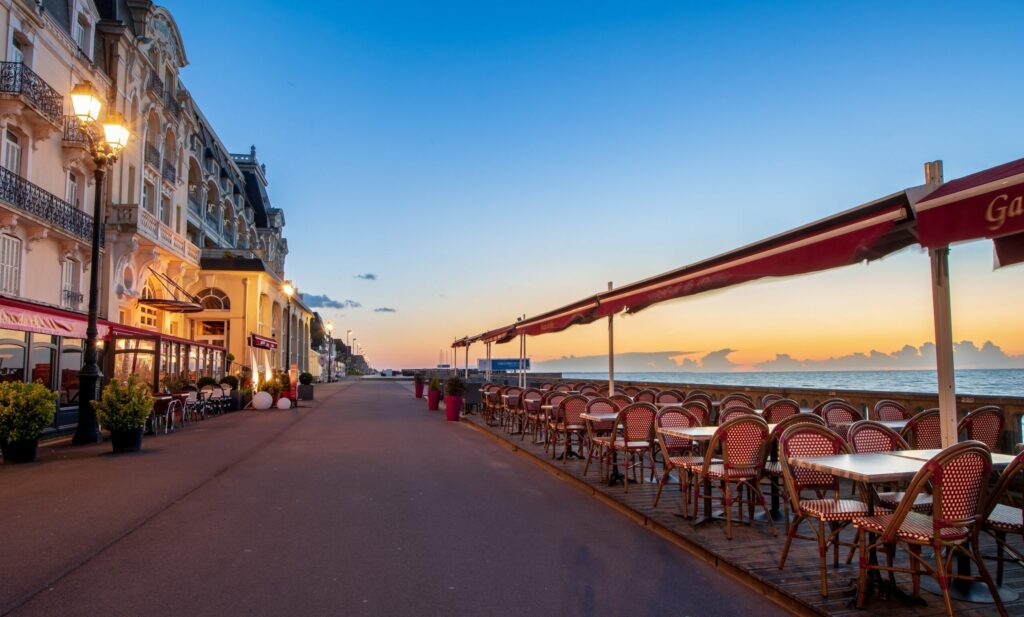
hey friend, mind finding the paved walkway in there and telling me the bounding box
[0,381,787,616]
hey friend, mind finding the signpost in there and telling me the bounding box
[477,358,531,372]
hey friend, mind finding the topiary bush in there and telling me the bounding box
[196,376,218,388]
[299,372,313,385]
[219,375,239,390]
[94,375,154,432]
[0,381,57,442]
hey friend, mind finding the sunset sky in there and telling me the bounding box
[167,0,1024,370]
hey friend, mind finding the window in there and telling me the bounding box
[61,259,80,308]
[143,182,155,214]
[160,194,171,225]
[74,16,90,53]
[66,172,80,208]
[197,321,225,349]
[11,39,24,64]
[0,328,26,383]
[139,283,158,328]
[0,234,21,295]
[4,131,22,175]
[196,288,230,311]
[58,338,83,407]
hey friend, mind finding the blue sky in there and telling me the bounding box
[167,0,1024,368]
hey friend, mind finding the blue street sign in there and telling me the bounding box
[478,358,531,371]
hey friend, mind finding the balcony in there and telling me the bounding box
[144,142,160,169]
[187,193,202,218]
[148,72,164,98]
[0,62,63,130]
[162,160,176,184]
[61,288,83,310]
[0,164,100,245]
[163,90,182,117]
[108,204,200,265]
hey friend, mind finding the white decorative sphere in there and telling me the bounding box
[276,397,292,410]
[253,391,273,410]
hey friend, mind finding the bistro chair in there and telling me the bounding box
[720,393,753,411]
[578,384,600,396]
[873,399,911,421]
[182,388,204,422]
[149,396,180,434]
[687,389,711,399]
[718,406,756,425]
[520,388,544,441]
[691,415,775,540]
[684,393,713,418]
[811,398,847,417]
[609,394,633,409]
[761,393,783,407]
[853,442,1005,616]
[680,399,710,426]
[762,398,800,423]
[540,391,568,452]
[501,386,523,433]
[654,406,705,512]
[550,395,588,463]
[553,383,572,393]
[596,402,657,491]
[821,401,863,441]
[634,389,658,404]
[622,386,641,397]
[582,397,618,477]
[538,383,554,391]
[900,409,942,450]
[982,449,1024,586]
[959,405,1004,452]
[485,385,505,426]
[847,420,932,514]
[656,390,685,405]
[778,423,873,598]
[759,414,826,527]
[597,384,611,396]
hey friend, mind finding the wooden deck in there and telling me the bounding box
[462,412,1023,616]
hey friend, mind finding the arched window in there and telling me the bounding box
[139,281,159,328]
[196,287,230,310]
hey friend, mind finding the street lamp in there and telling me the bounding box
[282,283,295,376]
[71,81,129,446]
[325,321,334,382]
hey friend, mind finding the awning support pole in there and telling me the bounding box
[931,246,958,448]
[607,281,615,396]
[464,344,469,379]
[486,342,492,381]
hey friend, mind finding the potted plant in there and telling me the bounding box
[444,376,466,422]
[278,371,292,401]
[259,378,282,405]
[94,374,153,453]
[297,372,314,401]
[414,372,425,399]
[426,376,442,411]
[196,376,218,389]
[0,381,57,463]
[220,375,240,411]
[161,372,191,393]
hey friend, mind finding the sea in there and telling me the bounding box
[561,369,1024,398]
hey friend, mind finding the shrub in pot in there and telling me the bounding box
[196,376,218,389]
[161,372,191,393]
[94,375,153,453]
[444,376,466,422]
[413,372,425,399]
[426,376,441,411]
[0,381,57,463]
[297,372,314,401]
[259,379,282,405]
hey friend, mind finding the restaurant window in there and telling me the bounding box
[0,328,26,383]
[59,338,83,407]
[29,334,57,389]
[113,338,155,387]
[198,320,225,348]
[0,234,21,295]
[197,288,230,311]
[4,130,23,175]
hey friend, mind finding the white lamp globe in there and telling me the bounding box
[276,397,292,410]
[252,391,273,410]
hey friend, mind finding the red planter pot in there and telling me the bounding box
[427,390,441,410]
[414,383,424,398]
[444,395,463,421]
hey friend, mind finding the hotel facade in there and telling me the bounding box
[0,0,322,431]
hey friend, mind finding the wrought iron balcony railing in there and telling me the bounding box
[144,142,161,169]
[162,160,176,184]
[148,72,164,98]
[62,288,84,309]
[62,115,97,147]
[0,62,63,126]
[0,165,100,245]
[163,90,182,117]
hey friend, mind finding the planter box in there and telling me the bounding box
[297,384,314,401]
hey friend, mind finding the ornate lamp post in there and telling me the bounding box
[282,282,295,374]
[325,321,334,382]
[70,81,130,446]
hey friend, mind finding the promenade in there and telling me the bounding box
[0,380,781,617]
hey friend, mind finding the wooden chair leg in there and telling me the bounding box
[972,540,1009,617]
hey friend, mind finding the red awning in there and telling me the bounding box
[995,232,1024,267]
[914,157,1024,250]
[451,337,470,348]
[248,333,278,349]
[0,296,109,339]
[480,325,516,344]
[515,297,601,337]
[593,190,916,317]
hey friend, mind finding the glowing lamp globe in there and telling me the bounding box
[276,397,292,410]
[252,391,273,410]
[102,112,130,150]
[70,81,103,123]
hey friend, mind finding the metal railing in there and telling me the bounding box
[162,160,176,184]
[163,90,182,117]
[144,142,161,169]
[201,247,266,260]
[108,204,199,265]
[187,194,202,216]
[148,72,164,98]
[0,62,62,126]
[0,165,100,245]
[62,288,83,309]
[62,115,92,146]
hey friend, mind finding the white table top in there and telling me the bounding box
[890,448,1015,467]
[789,452,925,483]
[661,424,778,442]
[580,412,617,422]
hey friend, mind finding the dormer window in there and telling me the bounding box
[73,15,91,56]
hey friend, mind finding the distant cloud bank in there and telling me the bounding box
[355,273,378,280]
[533,341,1024,372]
[374,307,397,313]
[302,293,361,309]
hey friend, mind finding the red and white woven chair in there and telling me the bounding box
[959,405,1004,452]
[608,394,633,409]
[582,397,618,477]
[821,400,863,441]
[633,389,658,404]
[853,442,1005,616]
[811,398,847,417]
[847,420,932,514]
[759,414,825,527]
[540,391,568,452]
[653,406,705,512]
[578,384,600,396]
[718,406,756,425]
[900,408,942,450]
[520,388,544,441]
[501,386,522,432]
[873,399,911,421]
[549,395,588,463]
[761,393,783,407]
[778,423,875,598]
[593,402,656,491]
[622,386,641,397]
[720,392,753,411]
[680,399,710,426]
[982,449,1024,586]
[691,415,775,540]
[655,390,685,405]
[762,398,800,424]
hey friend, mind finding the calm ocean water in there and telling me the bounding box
[561,369,1024,398]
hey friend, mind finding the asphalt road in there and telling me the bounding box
[2,380,788,616]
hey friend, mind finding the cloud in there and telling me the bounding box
[753,340,1024,371]
[374,307,397,313]
[354,273,377,280]
[301,294,361,309]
